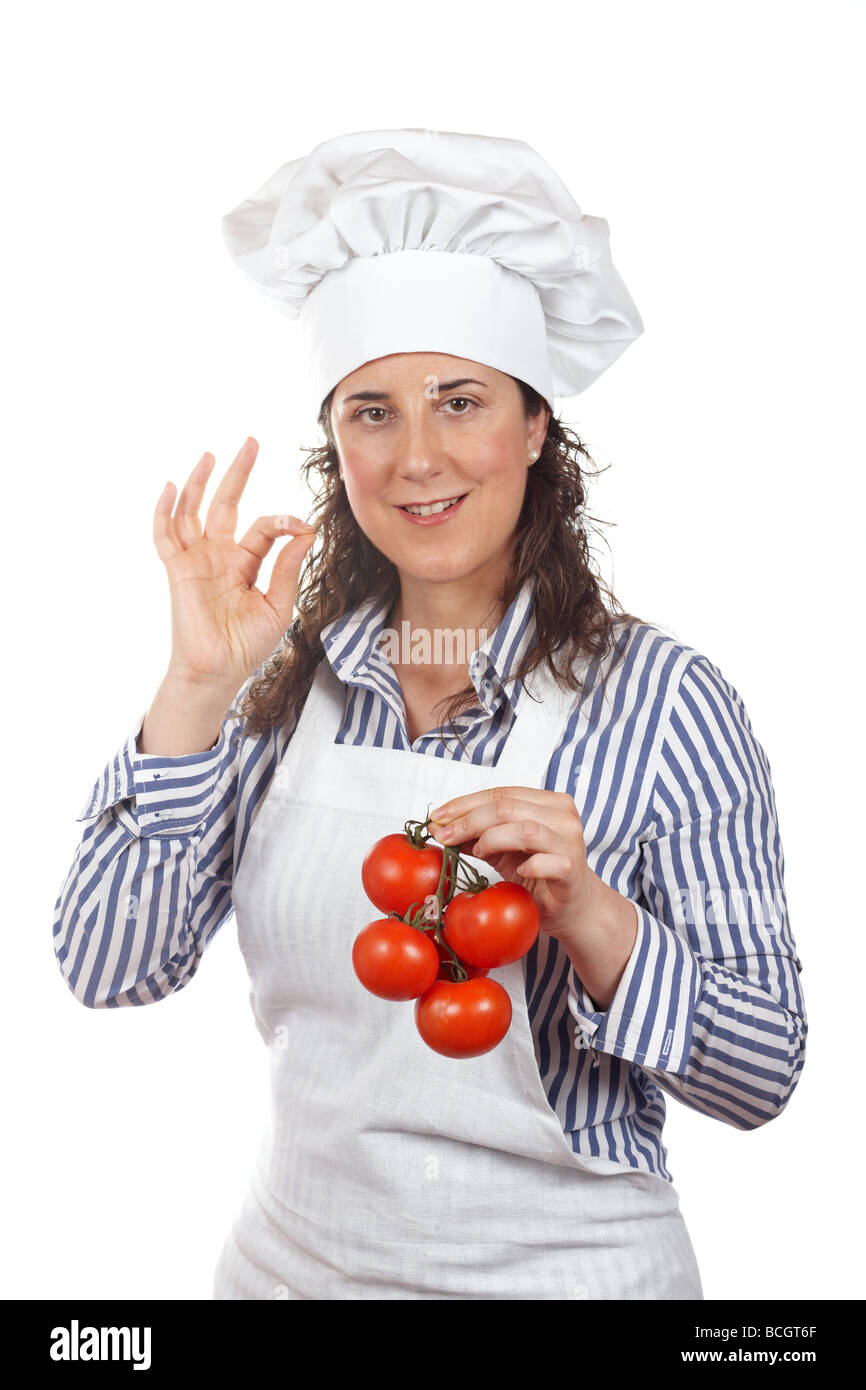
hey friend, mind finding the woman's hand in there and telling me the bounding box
[153,437,318,694]
[428,788,596,943]
[428,787,640,1008]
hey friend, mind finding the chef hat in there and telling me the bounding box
[221,128,643,415]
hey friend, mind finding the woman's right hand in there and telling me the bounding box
[153,436,318,697]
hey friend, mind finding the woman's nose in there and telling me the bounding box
[399,415,444,477]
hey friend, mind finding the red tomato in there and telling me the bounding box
[414,977,512,1058]
[362,833,453,917]
[441,882,540,969]
[352,919,440,1001]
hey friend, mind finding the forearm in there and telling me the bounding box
[58,682,251,1006]
[641,954,808,1129]
[138,670,241,756]
[556,870,639,1011]
[53,806,236,1008]
[563,895,807,1129]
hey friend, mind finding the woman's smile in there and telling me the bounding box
[395,492,469,525]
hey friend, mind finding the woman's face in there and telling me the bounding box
[329,353,549,591]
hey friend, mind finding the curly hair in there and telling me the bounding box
[235,377,646,749]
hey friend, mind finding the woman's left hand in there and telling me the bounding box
[428,787,599,945]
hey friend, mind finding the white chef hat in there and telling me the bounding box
[221,128,643,416]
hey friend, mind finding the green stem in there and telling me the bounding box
[388,818,489,983]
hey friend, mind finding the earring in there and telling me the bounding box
[528,449,539,462]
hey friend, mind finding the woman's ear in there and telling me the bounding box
[529,407,550,461]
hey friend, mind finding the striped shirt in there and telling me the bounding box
[53,577,807,1182]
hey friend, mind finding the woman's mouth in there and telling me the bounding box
[396,493,468,525]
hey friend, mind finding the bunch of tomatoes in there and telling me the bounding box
[352,813,540,1059]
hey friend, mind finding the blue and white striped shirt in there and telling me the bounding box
[53,578,807,1182]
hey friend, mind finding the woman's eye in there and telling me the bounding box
[439,394,480,414]
[353,397,477,423]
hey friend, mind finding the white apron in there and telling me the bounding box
[213,654,704,1300]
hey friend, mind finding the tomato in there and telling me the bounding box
[424,927,489,981]
[362,833,454,917]
[414,977,513,1058]
[352,919,440,1001]
[441,881,540,969]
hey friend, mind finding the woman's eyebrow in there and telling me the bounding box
[341,377,489,405]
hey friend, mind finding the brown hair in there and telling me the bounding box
[236,377,646,748]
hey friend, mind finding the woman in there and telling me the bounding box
[53,129,807,1300]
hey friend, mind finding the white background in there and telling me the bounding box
[3,0,863,1301]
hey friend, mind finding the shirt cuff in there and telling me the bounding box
[76,709,229,831]
[567,902,702,1074]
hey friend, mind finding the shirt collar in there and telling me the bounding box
[319,575,538,715]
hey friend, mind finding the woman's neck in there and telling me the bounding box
[387,571,505,641]
[384,570,507,683]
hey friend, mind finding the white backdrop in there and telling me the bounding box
[4,0,863,1301]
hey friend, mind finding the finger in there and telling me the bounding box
[429,787,576,827]
[203,436,259,540]
[515,852,577,883]
[173,451,216,548]
[236,513,317,564]
[467,818,574,863]
[153,480,181,563]
[262,531,318,631]
[431,793,578,846]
